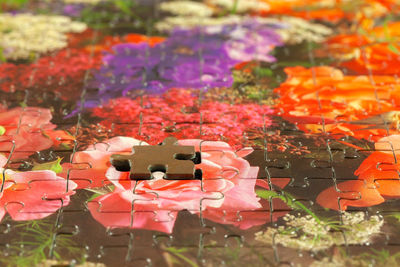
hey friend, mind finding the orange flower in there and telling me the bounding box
[316,180,384,211]
[67,29,165,54]
[355,135,400,197]
[258,0,392,23]
[322,22,400,74]
[84,33,164,54]
[274,66,400,141]
[317,134,400,210]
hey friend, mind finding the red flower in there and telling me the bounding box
[91,89,273,149]
[0,49,102,100]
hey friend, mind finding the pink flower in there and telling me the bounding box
[87,138,265,233]
[0,106,58,159]
[201,178,290,229]
[60,136,147,188]
[0,155,77,221]
[91,89,273,149]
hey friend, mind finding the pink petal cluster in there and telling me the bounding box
[0,106,58,158]
[60,136,147,188]
[87,136,267,233]
[91,89,273,149]
[0,155,77,222]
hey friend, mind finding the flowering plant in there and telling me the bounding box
[85,22,281,109]
[0,13,86,60]
[91,89,273,149]
[274,66,400,142]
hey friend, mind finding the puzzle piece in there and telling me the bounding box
[111,136,202,180]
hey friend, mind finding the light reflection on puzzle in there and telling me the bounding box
[1,0,400,266]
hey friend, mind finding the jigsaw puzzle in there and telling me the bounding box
[1,0,400,266]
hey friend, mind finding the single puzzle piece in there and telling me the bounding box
[111,136,202,180]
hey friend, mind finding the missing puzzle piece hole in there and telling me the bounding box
[174,151,202,164]
[150,166,202,180]
[111,158,131,172]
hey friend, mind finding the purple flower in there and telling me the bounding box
[220,21,283,62]
[63,4,85,17]
[74,19,282,112]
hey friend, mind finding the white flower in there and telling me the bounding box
[0,14,87,60]
[256,16,333,44]
[156,14,332,45]
[255,212,383,252]
[160,1,214,17]
[207,0,270,12]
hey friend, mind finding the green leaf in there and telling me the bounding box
[388,43,400,55]
[253,67,273,77]
[114,0,134,15]
[256,189,321,223]
[256,189,280,199]
[231,0,239,14]
[32,157,63,173]
[0,47,6,63]
[0,126,5,136]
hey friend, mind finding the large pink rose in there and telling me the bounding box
[60,136,147,188]
[0,106,57,159]
[0,155,77,221]
[87,138,265,233]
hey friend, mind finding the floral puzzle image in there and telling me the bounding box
[0,0,400,266]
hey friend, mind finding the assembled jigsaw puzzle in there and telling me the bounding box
[1,0,400,266]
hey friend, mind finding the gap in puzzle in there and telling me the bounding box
[1,0,400,266]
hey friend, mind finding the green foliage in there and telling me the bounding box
[322,248,400,266]
[253,67,273,77]
[32,157,63,173]
[256,189,321,223]
[389,212,400,222]
[0,219,84,267]
[163,247,199,267]
[0,0,28,7]
[114,0,135,15]
[0,126,5,136]
[230,0,239,14]
[362,249,400,265]
[0,47,6,63]
[388,43,400,55]
[0,0,28,12]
